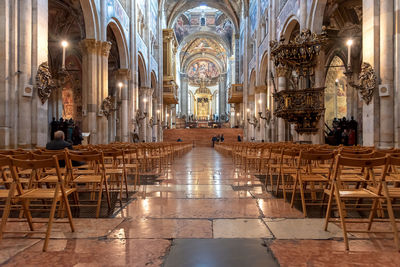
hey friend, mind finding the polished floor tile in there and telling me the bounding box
[3,239,171,267]
[213,219,273,238]
[270,239,400,267]
[263,218,343,239]
[163,239,279,267]
[258,198,304,218]
[109,218,212,239]
[122,198,260,219]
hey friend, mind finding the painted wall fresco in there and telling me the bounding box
[150,0,158,36]
[187,60,220,82]
[249,0,258,33]
[173,10,234,47]
[106,0,130,42]
[261,0,269,14]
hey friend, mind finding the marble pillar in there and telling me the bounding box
[219,73,227,120]
[395,0,400,147]
[180,73,188,119]
[362,0,380,147]
[379,0,394,148]
[18,0,32,148]
[80,39,100,144]
[117,69,131,142]
[98,41,112,144]
[276,66,286,142]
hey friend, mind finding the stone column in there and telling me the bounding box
[395,0,400,147]
[117,69,131,142]
[17,0,32,148]
[146,89,154,142]
[219,73,227,120]
[139,87,148,142]
[256,86,267,141]
[276,66,287,142]
[98,41,112,144]
[300,0,307,30]
[362,0,380,146]
[180,73,188,118]
[379,0,394,148]
[80,39,100,144]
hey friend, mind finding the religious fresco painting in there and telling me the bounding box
[150,0,158,35]
[249,0,258,33]
[261,0,269,13]
[188,60,220,82]
[173,8,234,45]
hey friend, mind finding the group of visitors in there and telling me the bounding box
[326,116,358,146]
[211,134,224,147]
[50,117,83,146]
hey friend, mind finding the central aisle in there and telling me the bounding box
[5,147,400,266]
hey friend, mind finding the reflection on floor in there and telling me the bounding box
[1,147,400,266]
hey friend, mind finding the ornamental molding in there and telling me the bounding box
[348,62,377,105]
[36,62,56,104]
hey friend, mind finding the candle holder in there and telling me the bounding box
[247,114,259,128]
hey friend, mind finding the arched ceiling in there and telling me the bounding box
[180,37,226,66]
[162,0,243,32]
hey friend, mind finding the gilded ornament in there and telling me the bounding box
[348,62,377,105]
[36,62,56,104]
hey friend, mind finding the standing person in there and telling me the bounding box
[212,136,217,147]
[237,134,242,142]
[50,117,59,140]
[348,129,356,146]
[67,119,74,142]
[72,125,83,145]
[220,134,224,142]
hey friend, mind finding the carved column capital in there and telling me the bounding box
[101,41,112,57]
[116,69,131,81]
[80,39,100,55]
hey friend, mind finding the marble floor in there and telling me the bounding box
[1,147,400,266]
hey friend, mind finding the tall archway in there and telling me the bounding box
[324,56,347,125]
[48,0,86,141]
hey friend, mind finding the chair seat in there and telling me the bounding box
[339,188,379,198]
[106,169,123,175]
[38,175,59,183]
[19,188,75,199]
[387,187,400,197]
[299,174,328,182]
[125,163,139,168]
[0,189,16,198]
[75,170,96,175]
[386,174,400,182]
[73,175,105,183]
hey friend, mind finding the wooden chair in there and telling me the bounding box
[290,150,335,216]
[0,155,75,251]
[66,152,111,218]
[324,155,399,251]
[102,149,129,203]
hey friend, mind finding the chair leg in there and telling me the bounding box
[62,192,75,232]
[324,187,334,231]
[104,179,111,209]
[0,184,16,239]
[382,182,400,251]
[290,178,298,208]
[43,186,60,252]
[96,181,104,218]
[334,186,349,251]
[299,181,307,217]
[367,198,379,231]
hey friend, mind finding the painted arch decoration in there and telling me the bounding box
[187,59,220,84]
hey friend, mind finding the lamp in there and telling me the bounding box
[61,40,68,70]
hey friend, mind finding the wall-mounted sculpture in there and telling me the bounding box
[36,62,56,104]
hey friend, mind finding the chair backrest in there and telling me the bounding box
[334,155,388,184]
[9,155,63,194]
[66,151,105,176]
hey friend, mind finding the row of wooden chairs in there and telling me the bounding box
[216,142,400,251]
[0,141,192,251]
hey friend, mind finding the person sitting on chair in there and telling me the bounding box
[46,131,73,150]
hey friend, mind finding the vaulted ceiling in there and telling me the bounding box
[161,0,244,31]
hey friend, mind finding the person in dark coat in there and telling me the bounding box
[237,135,242,142]
[46,131,72,150]
[50,117,59,140]
[72,125,83,145]
[212,136,217,147]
